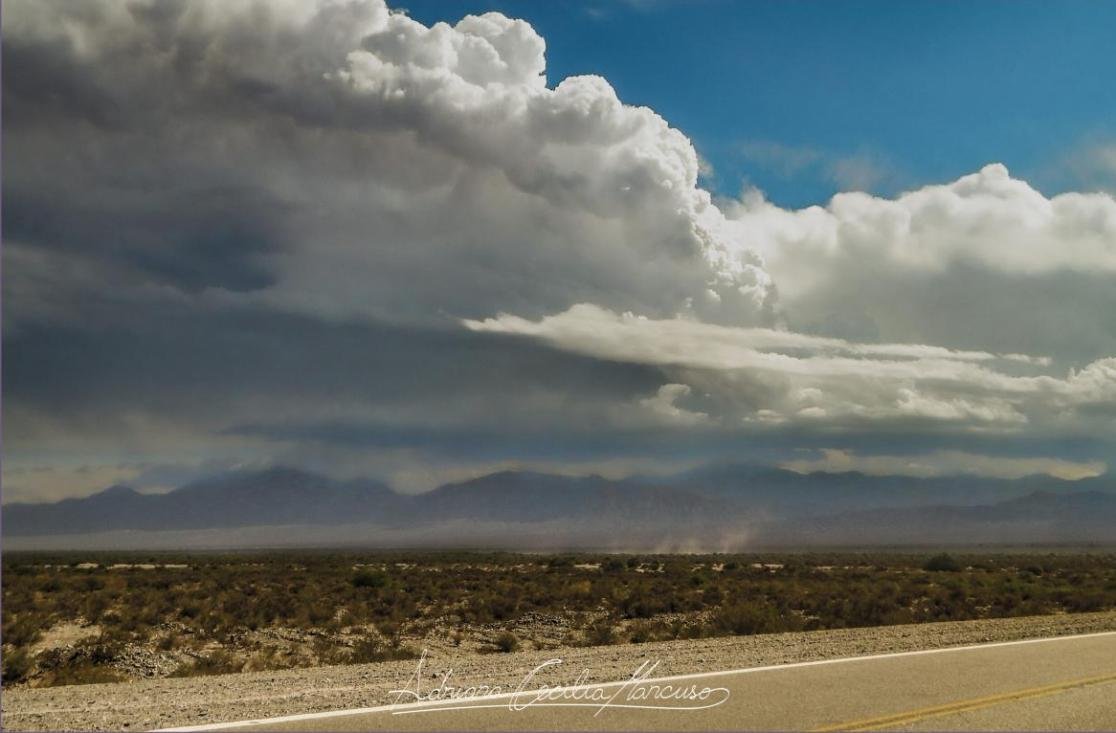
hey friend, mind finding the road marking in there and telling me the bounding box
[812,671,1116,731]
[152,629,1116,732]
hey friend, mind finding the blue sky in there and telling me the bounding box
[406,0,1116,207]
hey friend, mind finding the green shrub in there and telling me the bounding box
[353,571,388,589]
[584,622,615,646]
[45,664,125,686]
[171,650,241,677]
[349,635,419,664]
[714,601,787,636]
[2,614,45,648]
[924,553,962,572]
[493,631,519,653]
[2,648,33,684]
[627,621,670,644]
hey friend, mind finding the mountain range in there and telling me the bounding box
[4,465,1115,548]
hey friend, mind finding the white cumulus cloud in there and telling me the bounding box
[722,164,1116,359]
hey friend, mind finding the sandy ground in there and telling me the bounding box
[28,622,102,656]
[4,611,1116,732]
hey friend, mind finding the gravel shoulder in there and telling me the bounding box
[5,611,1116,732]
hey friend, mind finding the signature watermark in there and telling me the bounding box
[389,649,730,716]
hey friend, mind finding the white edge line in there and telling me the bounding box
[151,629,1116,731]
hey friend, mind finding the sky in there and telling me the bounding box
[403,0,1116,207]
[3,0,1116,502]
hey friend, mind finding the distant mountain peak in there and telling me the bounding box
[92,484,141,499]
[3,466,1114,545]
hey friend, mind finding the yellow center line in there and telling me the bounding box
[812,672,1116,732]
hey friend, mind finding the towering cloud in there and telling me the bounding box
[4,0,775,332]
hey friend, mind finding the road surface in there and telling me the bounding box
[162,631,1116,731]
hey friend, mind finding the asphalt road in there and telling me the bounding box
[169,631,1116,732]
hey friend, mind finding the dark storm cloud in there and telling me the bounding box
[4,186,283,293]
[2,308,661,413]
[3,35,128,130]
[2,15,291,295]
